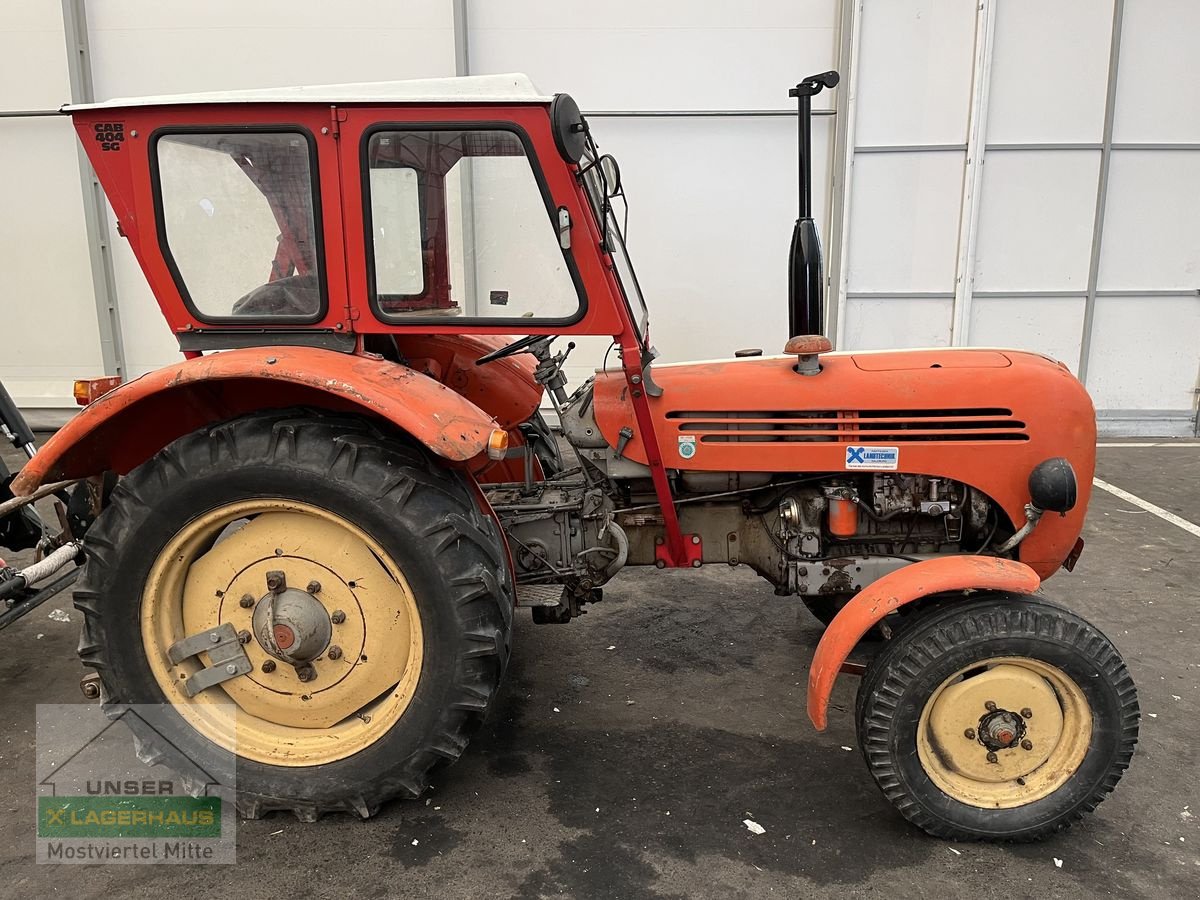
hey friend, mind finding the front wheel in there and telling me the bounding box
[856,593,1138,841]
[75,410,512,819]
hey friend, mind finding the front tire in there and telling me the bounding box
[75,409,512,819]
[856,593,1138,841]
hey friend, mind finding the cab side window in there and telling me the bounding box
[364,128,581,323]
[156,130,324,320]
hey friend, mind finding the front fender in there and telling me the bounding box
[807,556,1041,731]
[13,347,499,495]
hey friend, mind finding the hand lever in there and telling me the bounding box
[789,71,840,98]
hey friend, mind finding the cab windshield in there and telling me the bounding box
[579,156,649,342]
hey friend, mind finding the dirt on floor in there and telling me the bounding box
[0,443,1197,899]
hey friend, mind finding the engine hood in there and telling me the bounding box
[592,347,1096,579]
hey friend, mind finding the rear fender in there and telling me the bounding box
[807,556,1041,731]
[12,347,500,495]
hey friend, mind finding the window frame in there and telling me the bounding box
[149,124,329,326]
[360,121,588,327]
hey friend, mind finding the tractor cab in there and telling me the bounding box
[68,74,641,353]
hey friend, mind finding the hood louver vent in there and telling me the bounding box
[667,408,1029,443]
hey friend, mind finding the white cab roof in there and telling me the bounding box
[64,73,550,112]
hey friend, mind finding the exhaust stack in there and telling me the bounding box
[787,71,839,337]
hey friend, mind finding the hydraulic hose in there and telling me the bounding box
[0,541,82,601]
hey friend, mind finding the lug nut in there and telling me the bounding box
[261,660,276,674]
[984,700,998,712]
[237,629,252,644]
[296,665,316,683]
[307,580,322,594]
[986,751,998,764]
[239,593,256,609]
[80,674,102,700]
[1021,707,1033,719]
[330,610,346,625]
[327,645,342,660]
[964,728,976,740]
[1021,739,1033,751]
[266,570,286,593]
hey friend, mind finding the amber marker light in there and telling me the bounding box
[73,376,123,406]
[486,428,510,460]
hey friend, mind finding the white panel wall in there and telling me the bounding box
[846,152,963,294]
[469,0,838,111]
[0,1,104,410]
[1087,297,1200,411]
[969,296,1086,370]
[841,0,1199,431]
[852,0,977,147]
[85,0,457,378]
[842,0,975,348]
[1111,0,1200,144]
[986,0,1111,144]
[843,298,953,350]
[972,151,1099,293]
[1089,0,1200,416]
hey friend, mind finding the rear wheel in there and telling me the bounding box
[75,409,512,819]
[856,594,1138,841]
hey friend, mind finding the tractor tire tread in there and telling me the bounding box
[856,592,1138,842]
[74,407,512,821]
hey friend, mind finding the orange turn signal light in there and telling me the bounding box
[486,428,510,461]
[73,376,123,406]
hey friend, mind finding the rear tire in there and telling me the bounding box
[75,409,512,819]
[856,593,1138,841]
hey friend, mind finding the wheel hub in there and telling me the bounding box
[917,658,1093,809]
[977,708,1026,751]
[251,585,332,664]
[146,501,425,762]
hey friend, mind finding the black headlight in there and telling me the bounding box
[1029,458,1077,513]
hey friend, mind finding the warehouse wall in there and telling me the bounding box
[1,0,1196,434]
[840,0,1200,434]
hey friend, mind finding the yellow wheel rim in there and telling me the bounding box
[917,657,1091,809]
[142,500,423,767]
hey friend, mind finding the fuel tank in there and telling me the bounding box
[592,348,1096,580]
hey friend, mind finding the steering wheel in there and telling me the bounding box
[475,334,551,366]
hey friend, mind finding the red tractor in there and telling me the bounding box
[5,72,1137,841]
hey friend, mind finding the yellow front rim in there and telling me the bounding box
[917,657,1092,809]
[143,500,423,767]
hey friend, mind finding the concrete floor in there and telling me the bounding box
[0,442,1197,899]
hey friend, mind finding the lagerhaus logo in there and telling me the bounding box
[36,703,237,864]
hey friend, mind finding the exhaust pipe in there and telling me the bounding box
[788,71,839,337]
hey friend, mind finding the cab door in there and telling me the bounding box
[335,105,623,337]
